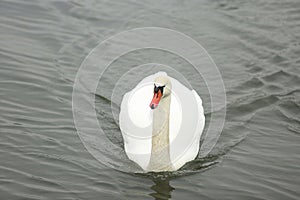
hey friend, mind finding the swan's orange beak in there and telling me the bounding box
[149,89,162,109]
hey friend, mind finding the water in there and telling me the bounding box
[1,0,299,199]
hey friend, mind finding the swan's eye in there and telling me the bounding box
[153,85,164,97]
[158,86,164,95]
[154,85,159,93]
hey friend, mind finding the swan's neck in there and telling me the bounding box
[147,95,173,171]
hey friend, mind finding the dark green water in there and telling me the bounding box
[1,0,299,199]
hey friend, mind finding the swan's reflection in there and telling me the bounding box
[149,178,174,200]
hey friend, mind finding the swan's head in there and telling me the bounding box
[149,75,172,109]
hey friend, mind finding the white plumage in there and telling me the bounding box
[119,72,205,172]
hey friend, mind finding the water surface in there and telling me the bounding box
[0,0,299,199]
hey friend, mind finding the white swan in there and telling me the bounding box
[119,72,205,172]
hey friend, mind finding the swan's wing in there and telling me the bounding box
[189,90,205,154]
[119,91,152,170]
[170,87,205,170]
[119,75,158,170]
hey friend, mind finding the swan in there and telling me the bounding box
[119,72,205,172]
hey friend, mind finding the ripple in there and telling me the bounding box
[1,0,300,199]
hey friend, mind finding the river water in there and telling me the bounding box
[0,0,299,199]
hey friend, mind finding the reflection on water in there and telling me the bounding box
[150,178,174,200]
